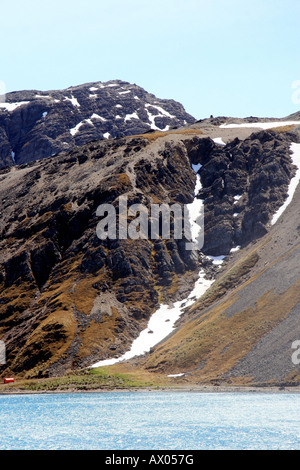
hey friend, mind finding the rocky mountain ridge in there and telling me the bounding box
[0,80,195,168]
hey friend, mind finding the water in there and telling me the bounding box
[0,391,299,450]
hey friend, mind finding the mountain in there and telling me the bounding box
[140,160,300,387]
[0,130,202,377]
[0,80,195,168]
[1,84,300,387]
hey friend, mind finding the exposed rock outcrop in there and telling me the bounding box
[185,130,295,255]
[0,80,195,168]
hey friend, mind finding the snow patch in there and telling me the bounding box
[167,373,185,378]
[35,94,51,99]
[119,90,131,95]
[103,132,110,139]
[145,103,176,131]
[145,103,176,119]
[98,83,118,89]
[220,121,300,130]
[185,174,203,245]
[184,163,203,246]
[146,109,161,131]
[213,137,226,145]
[124,112,139,121]
[271,142,300,225]
[91,113,106,122]
[64,95,80,107]
[70,119,94,136]
[0,101,29,111]
[70,122,83,136]
[207,255,226,265]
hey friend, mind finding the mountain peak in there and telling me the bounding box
[0,80,195,168]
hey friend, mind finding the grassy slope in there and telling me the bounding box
[137,235,300,386]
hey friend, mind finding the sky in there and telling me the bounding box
[0,0,300,119]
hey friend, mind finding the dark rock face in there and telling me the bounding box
[185,131,295,255]
[0,80,195,168]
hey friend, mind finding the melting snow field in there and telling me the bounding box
[213,137,226,145]
[91,270,213,368]
[220,121,300,130]
[145,103,174,131]
[64,95,80,107]
[0,101,29,111]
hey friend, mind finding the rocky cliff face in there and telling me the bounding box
[0,132,199,377]
[0,120,299,380]
[0,80,195,168]
[191,130,296,255]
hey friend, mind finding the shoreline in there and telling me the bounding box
[1,384,300,396]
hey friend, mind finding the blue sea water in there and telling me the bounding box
[0,391,299,450]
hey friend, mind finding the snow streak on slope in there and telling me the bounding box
[271,143,300,225]
[70,120,93,136]
[91,165,213,368]
[220,121,300,129]
[91,270,213,368]
[0,101,30,111]
[185,164,203,246]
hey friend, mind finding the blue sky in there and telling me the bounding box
[1,0,300,119]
